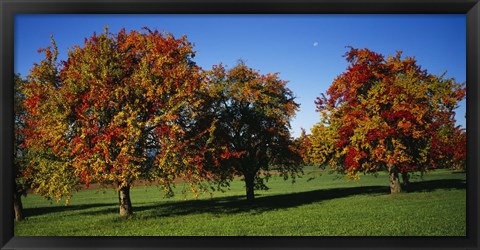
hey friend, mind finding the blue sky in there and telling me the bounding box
[15,14,466,137]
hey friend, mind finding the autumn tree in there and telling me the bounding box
[314,47,466,194]
[293,128,313,166]
[201,62,302,200]
[308,122,338,170]
[20,27,224,217]
[13,74,30,221]
[430,124,466,171]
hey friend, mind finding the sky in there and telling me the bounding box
[15,14,466,138]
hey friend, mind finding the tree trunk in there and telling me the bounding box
[401,172,410,188]
[245,173,255,201]
[13,191,23,221]
[388,165,402,194]
[118,185,133,217]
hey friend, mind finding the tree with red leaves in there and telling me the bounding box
[293,128,313,166]
[313,47,466,194]
[13,74,31,221]
[20,27,227,216]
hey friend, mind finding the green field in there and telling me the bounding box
[14,168,466,236]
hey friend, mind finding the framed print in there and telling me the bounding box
[1,0,479,249]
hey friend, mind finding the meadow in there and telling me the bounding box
[14,167,466,236]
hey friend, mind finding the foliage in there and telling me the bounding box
[313,47,466,186]
[20,27,226,208]
[14,74,30,196]
[200,61,302,199]
[14,74,32,220]
[308,123,338,170]
[293,128,313,166]
[430,125,466,170]
[20,36,80,204]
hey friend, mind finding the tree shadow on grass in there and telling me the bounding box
[24,178,465,219]
[23,203,117,218]
[134,178,465,218]
[403,178,466,193]
[136,185,390,219]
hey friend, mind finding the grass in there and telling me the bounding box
[14,168,466,236]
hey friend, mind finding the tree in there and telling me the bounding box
[293,128,313,166]
[314,47,466,194]
[430,124,466,171]
[20,27,221,217]
[201,62,302,200]
[308,123,338,170]
[20,34,82,209]
[14,74,30,221]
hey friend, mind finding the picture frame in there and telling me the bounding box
[1,0,478,249]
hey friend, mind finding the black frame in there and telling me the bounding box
[1,0,479,249]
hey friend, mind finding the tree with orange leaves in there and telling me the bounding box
[293,128,313,166]
[313,47,466,194]
[20,27,228,216]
